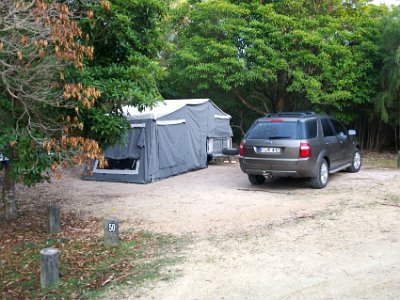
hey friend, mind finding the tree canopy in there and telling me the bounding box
[77,0,169,109]
[0,0,106,186]
[162,0,387,124]
[375,7,400,149]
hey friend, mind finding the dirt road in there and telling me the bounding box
[19,161,400,299]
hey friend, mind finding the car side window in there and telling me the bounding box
[330,118,347,136]
[321,118,335,137]
[305,119,317,139]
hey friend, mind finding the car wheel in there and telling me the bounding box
[207,155,213,163]
[248,174,265,185]
[346,150,361,173]
[0,163,3,171]
[311,159,329,189]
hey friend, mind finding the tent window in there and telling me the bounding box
[103,158,138,170]
[92,159,140,175]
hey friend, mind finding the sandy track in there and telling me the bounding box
[19,162,399,236]
[18,162,400,299]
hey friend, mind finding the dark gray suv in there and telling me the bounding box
[239,112,361,188]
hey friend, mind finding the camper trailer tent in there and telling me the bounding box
[83,99,233,183]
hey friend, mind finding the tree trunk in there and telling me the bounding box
[2,163,17,220]
[277,91,285,112]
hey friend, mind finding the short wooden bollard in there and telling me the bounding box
[40,248,59,288]
[47,206,61,234]
[104,217,119,246]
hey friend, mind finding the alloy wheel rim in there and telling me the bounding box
[353,152,361,170]
[320,162,328,184]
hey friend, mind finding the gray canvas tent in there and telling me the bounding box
[83,99,233,183]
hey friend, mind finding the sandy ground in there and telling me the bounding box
[18,161,400,299]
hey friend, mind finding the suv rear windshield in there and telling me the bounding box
[246,121,302,140]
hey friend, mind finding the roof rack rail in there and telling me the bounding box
[266,111,317,118]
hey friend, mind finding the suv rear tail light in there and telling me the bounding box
[240,141,244,156]
[299,142,312,158]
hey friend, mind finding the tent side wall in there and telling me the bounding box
[148,102,209,182]
[82,119,152,183]
[207,102,233,138]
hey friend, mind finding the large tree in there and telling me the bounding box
[375,7,400,150]
[0,1,126,219]
[162,0,386,125]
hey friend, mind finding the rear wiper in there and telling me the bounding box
[268,136,291,139]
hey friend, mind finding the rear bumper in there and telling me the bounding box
[239,156,316,178]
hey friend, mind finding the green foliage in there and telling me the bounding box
[10,135,53,186]
[81,108,131,148]
[162,0,387,126]
[78,0,170,109]
[0,91,55,185]
[376,7,400,126]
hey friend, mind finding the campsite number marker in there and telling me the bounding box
[104,217,119,246]
[108,223,116,232]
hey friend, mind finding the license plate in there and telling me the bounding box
[256,147,281,153]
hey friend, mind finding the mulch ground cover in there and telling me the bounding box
[0,206,179,299]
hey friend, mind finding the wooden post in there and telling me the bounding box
[104,217,119,246]
[3,163,17,220]
[47,206,61,234]
[40,248,59,288]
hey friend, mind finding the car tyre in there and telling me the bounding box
[222,147,240,156]
[248,174,265,185]
[311,159,329,189]
[346,150,361,173]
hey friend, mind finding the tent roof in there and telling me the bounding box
[122,99,231,120]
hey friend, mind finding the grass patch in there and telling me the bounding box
[0,210,184,299]
[363,152,398,169]
[385,193,400,204]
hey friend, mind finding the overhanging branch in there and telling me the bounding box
[233,89,269,115]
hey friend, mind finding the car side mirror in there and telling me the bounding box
[348,129,356,136]
[337,132,347,141]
